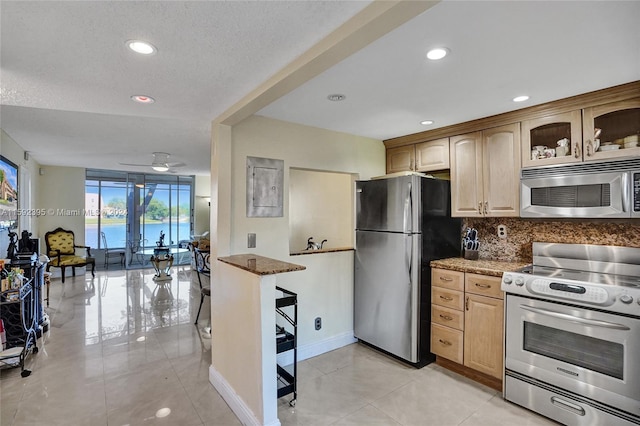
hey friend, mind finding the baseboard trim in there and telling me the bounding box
[277,330,357,366]
[209,365,281,426]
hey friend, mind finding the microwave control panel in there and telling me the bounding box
[634,172,640,212]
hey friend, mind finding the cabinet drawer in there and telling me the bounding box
[432,287,464,310]
[431,323,463,363]
[465,273,503,299]
[431,304,464,331]
[432,268,464,291]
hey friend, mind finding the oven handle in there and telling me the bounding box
[520,305,631,330]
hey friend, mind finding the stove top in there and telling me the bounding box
[502,243,640,316]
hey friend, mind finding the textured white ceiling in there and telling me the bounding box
[1,1,638,177]
[259,1,640,140]
[0,0,371,175]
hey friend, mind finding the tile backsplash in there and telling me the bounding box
[463,217,640,263]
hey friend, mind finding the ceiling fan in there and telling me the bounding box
[119,152,186,173]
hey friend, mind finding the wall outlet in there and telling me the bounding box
[314,317,322,330]
[248,233,256,248]
[498,224,507,239]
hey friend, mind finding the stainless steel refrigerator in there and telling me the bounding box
[354,174,461,366]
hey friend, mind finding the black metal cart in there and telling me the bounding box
[275,286,297,407]
[0,273,39,377]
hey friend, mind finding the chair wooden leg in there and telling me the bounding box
[90,262,95,277]
[61,267,66,283]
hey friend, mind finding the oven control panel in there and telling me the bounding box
[500,273,635,312]
[528,279,610,304]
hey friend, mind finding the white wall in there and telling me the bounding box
[194,174,211,236]
[289,169,354,253]
[218,115,385,350]
[36,166,87,245]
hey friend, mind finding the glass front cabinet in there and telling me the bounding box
[521,98,640,168]
[582,98,640,162]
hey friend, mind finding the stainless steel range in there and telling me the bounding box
[501,242,640,426]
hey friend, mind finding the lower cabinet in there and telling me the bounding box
[431,268,504,381]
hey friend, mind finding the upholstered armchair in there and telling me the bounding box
[44,227,96,283]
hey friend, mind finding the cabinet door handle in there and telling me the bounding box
[439,295,453,301]
[483,201,488,215]
[439,276,453,282]
[585,139,593,157]
[574,143,581,159]
[438,339,452,346]
[475,283,491,289]
[439,314,453,321]
[465,296,469,311]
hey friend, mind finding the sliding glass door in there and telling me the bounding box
[86,170,193,268]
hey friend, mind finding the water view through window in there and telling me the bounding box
[86,170,194,267]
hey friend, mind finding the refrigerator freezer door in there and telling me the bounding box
[354,230,420,362]
[356,175,421,233]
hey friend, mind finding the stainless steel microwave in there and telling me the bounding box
[520,158,640,218]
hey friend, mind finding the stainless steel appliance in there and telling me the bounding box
[502,242,640,425]
[354,174,461,366]
[520,158,640,218]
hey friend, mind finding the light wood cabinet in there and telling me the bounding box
[415,138,450,172]
[521,110,582,167]
[450,123,521,217]
[386,138,450,174]
[583,98,640,161]
[386,145,415,174]
[431,268,504,380]
[463,274,503,379]
[522,98,640,167]
[431,268,464,363]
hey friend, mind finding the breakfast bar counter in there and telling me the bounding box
[210,254,305,426]
[218,254,306,275]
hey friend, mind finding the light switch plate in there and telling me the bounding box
[248,233,256,248]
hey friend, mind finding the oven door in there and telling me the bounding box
[505,295,640,417]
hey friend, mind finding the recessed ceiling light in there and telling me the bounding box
[126,40,157,55]
[513,95,530,102]
[131,95,155,104]
[420,120,434,126]
[426,48,449,60]
[327,94,346,102]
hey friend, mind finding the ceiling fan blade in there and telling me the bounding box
[168,162,186,168]
[119,162,149,167]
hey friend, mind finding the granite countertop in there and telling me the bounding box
[217,254,306,276]
[431,257,530,277]
[290,247,354,256]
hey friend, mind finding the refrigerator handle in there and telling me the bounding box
[405,234,412,287]
[404,181,412,233]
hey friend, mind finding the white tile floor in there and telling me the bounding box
[0,267,556,426]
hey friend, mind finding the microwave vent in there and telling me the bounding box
[521,158,640,179]
[531,185,611,208]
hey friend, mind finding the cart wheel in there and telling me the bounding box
[289,399,296,407]
[21,370,31,378]
[32,346,39,354]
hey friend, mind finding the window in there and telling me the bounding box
[86,170,194,267]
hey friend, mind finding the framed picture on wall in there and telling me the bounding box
[0,155,19,231]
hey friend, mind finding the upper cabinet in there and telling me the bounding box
[522,98,640,167]
[583,98,640,161]
[386,145,415,174]
[521,111,582,167]
[450,124,521,217]
[386,138,450,174]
